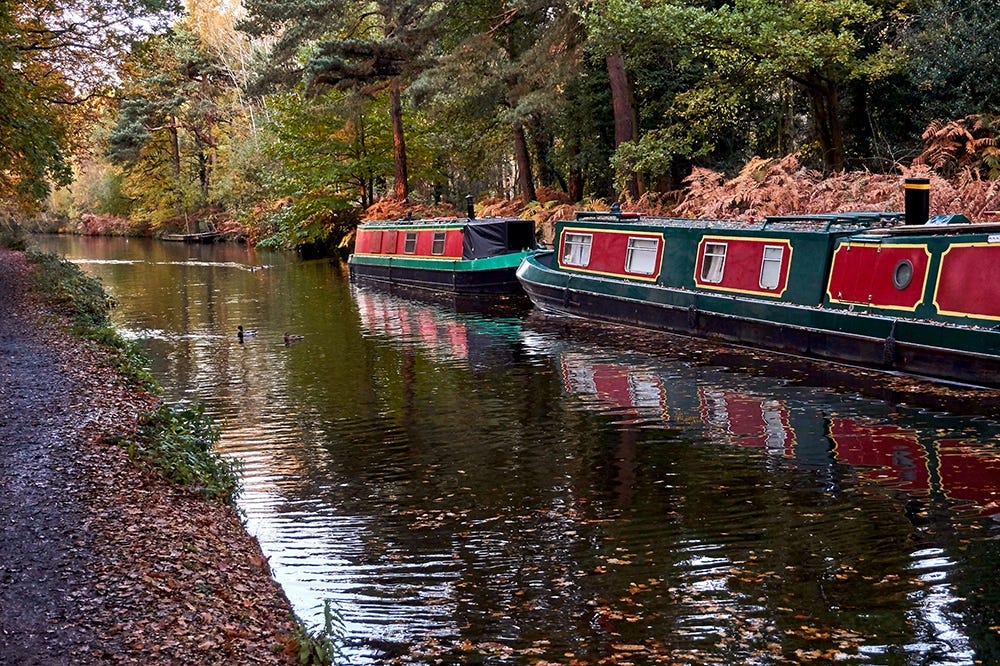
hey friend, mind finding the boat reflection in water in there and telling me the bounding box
[352,285,530,369]
[356,285,1000,521]
[557,347,1000,519]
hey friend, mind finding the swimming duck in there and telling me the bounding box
[238,325,257,342]
[284,332,304,345]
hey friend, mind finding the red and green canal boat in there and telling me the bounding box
[349,214,537,295]
[516,179,1000,387]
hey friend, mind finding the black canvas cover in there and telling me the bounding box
[462,219,535,259]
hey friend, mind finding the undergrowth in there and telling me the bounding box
[292,601,344,665]
[131,404,242,506]
[27,249,155,388]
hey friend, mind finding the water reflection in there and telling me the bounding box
[352,286,527,369]
[29,235,1000,665]
[557,345,1000,519]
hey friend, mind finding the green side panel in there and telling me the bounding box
[349,250,530,272]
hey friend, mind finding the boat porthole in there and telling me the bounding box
[893,260,913,290]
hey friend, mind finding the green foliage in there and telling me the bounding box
[131,404,242,505]
[902,0,1000,123]
[584,0,910,173]
[611,125,714,194]
[292,600,345,666]
[254,89,387,247]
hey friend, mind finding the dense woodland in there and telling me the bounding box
[2,0,999,250]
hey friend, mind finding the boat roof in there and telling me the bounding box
[360,216,530,228]
[570,210,905,233]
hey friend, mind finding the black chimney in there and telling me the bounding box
[466,194,475,219]
[904,177,930,225]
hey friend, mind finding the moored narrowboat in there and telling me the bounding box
[516,179,1000,387]
[348,210,536,295]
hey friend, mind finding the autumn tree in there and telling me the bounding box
[107,28,230,229]
[412,0,584,202]
[1,0,178,215]
[239,0,448,203]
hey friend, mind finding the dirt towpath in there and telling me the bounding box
[0,248,300,665]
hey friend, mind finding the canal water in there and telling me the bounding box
[32,235,1000,665]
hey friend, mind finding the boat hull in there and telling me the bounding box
[349,252,529,295]
[517,251,1000,387]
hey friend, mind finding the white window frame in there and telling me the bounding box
[562,232,593,267]
[701,242,728,283]
[403,231,418,254]
[431,231,446,255]
[759,244,784,289]
[624,236,659,275]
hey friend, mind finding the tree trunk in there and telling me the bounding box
[389,78,409,201]
[606,50,640,201]
[167,120,184,227]
[807,74,845,173]
[531,128,555,190]
[513,120,537,202]
[198,150,209,202]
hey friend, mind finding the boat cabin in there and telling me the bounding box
[354,217,536,261]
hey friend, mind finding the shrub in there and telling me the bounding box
[130,404,242,506]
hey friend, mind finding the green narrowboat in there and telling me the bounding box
[516,179,1000,387]
[348,213,537,295]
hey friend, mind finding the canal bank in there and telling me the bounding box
[0,248,302,665]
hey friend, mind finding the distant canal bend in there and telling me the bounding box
[35,234,1000,665]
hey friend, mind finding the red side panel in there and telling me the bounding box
[558,228,662,280]
[398,228,465,258]
[934,244,1000,319]
[827,243,929,310]
[693,237,791,297]
[355,229,379,254]
[381,230,398,254]
[446,230,464,257]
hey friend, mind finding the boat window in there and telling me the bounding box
[701,242,727,283]
[625,237,659,275]
[759,245,784,289]
[562,233,592,267]
[404,232,418,254]
[893,260,913,290]
[431,231,446,255]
